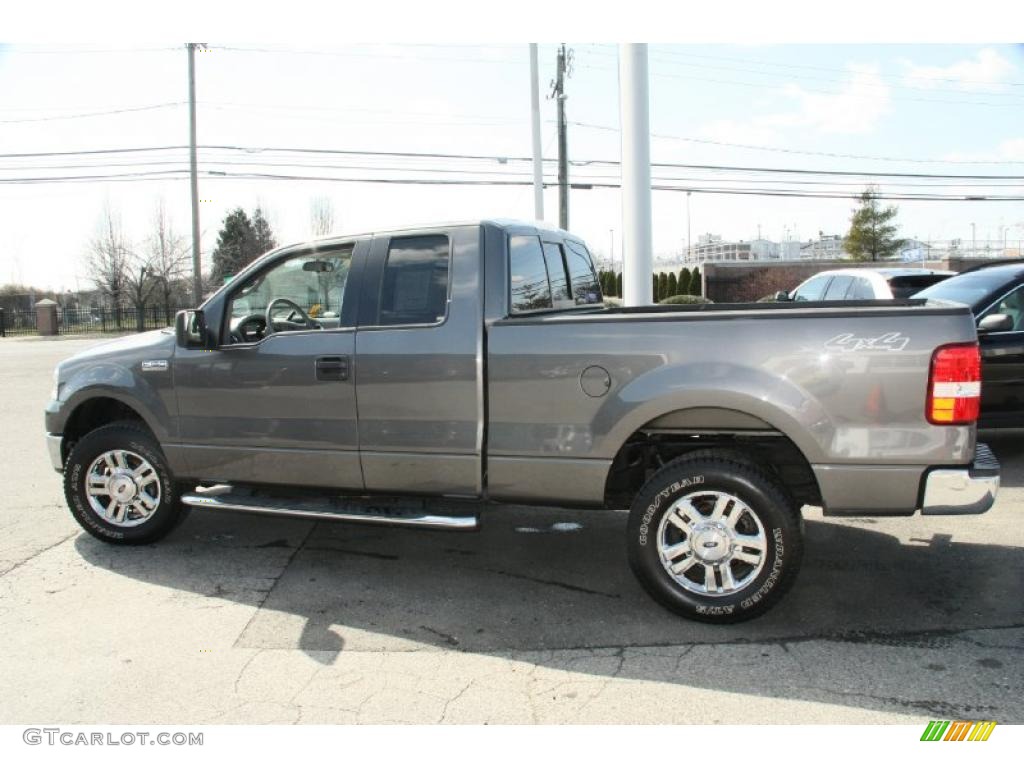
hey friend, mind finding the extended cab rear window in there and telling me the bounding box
[378,234,450,326]
[509,235,553,313]
[564,240,603,306]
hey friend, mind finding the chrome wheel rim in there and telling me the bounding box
[656,490,768,597]
[84,449,161,528]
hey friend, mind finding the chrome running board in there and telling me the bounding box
[181,485,479,530]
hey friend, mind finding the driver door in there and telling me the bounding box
[173,240,366,490]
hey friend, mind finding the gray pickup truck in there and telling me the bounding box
[45,219,1000,622]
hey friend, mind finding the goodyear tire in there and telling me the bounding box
[64,421,185,545]
[627,452,803,623]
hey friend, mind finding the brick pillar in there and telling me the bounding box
[35,298,58,336]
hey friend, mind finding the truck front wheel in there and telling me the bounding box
[626,452,803,623]
[64,421,185,545]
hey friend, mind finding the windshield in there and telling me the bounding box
[913,270,1015,310]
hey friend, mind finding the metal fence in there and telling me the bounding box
[0,305,183,338]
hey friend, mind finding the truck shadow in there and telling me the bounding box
[982,433,1024,489]
[74,502,1024,721]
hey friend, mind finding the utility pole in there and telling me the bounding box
[529,44,544,221]
[619,44,653,307]
[551,44,572,231]
[187,43,204,306]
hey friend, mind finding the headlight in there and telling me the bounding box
[50,366,61,401]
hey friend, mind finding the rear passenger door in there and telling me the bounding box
[354,227,484,496]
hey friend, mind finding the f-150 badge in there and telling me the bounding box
[824,332,910,352]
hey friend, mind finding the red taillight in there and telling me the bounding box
[927,343,981,425]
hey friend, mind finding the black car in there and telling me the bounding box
[915,261,1024,428]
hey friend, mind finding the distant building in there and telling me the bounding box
[750,239,780,260]
[684,233,754,264]
[800,233,847,260]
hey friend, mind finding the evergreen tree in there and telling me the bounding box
[210,208,256,284]
[667,271,678,297]
[652,274,659,302]
[844,187,906,261]
[658,272,669,300]
[688,267,702,296]
[678,267,691,293]
[616,272,622,298]
[251,206,278,256]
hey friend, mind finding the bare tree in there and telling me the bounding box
[146,200,190,322]
[122,249,162,332]
[85,205,131,327]
[310,197,335,238]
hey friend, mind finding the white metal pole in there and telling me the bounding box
[187,43,202,305]
[619,44,653,307]
[529,44,544,221]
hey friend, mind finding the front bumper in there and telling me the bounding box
[921,442,999,515]
[45,433,63,473]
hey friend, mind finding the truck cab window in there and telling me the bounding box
[564,240,603,306]
[225,245,353,344]
[378,235,450,326]
[541,242,572,306]
[509,235,553,313]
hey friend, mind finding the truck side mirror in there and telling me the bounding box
[978,313,1014,334]
[175,309,208,349]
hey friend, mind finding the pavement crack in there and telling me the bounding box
[231,523,317,650]
[470,566,621,599]
[233,649,265,695]
[0,532,77,578]
[438,681,474,724]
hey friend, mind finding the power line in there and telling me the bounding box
[578,57,1024,110]
[5,46,179,55]
[4,157,1021,189]
[570,120,1024,166]
[0,168,1021,201]
[0,143,1022,181]
[209,45,523,65]
[0,102,186,124]
[582,44,1024,90]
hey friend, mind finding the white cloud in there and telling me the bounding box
[942,136,1024,163]
[902,48,1014,92]
[695,65,891,141]
[765,65,891,135]
[695,118,782,148]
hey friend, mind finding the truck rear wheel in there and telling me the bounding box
[626,452,803,623]
[64,421,185,545]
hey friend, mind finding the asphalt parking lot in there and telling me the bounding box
[1,336,1021,725]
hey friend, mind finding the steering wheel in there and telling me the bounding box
[231,314,267,343]
[266,297,315,334]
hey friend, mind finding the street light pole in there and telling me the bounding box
[971,222,976,258]
[187,43,203,306]
[686,191,691,262]
[528,44,544,222]
[619,44,653,307]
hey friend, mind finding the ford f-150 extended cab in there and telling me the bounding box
[45,220,1000,622]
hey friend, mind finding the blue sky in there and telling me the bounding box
[1,43,1022,290]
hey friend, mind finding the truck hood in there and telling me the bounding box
[63,329,175,365]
